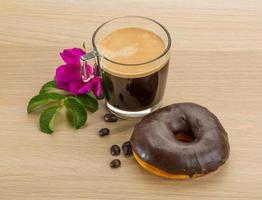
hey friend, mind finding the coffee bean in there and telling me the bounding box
[122,141,132,156]
[111,145,121,156]
[110,159,121,168]
[99,128,110,137]
[104,113,118,122]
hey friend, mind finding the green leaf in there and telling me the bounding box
[39,80,68,95]
[40,105,62,134]
[39,81,56,94]
[64,97,87,129]
[27,93,64,113]
[76,92,98,112]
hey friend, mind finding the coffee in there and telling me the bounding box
[97,28,165,65]
[97,27,169,112]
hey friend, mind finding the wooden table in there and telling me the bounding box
[1,0,262,199]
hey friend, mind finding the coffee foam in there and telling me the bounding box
[97,27,169,78]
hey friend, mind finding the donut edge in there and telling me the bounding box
[133,151,204,179]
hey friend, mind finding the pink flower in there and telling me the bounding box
[55,48,101,97]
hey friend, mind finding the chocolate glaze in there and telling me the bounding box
[130,103,230,176]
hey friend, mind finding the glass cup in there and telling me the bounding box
[81,16,171,119]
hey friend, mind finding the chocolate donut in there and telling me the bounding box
[130,103,230,179]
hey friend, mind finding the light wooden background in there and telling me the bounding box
[0,0,262,199]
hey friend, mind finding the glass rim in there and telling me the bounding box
[92,16,172,66]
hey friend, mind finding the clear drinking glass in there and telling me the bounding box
[81,16,171,119]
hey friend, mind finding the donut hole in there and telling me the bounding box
[174,131,196,143]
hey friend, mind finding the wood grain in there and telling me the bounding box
[0,0,262,199]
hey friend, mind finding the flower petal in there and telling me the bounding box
[84,62,94,77]
[55,64,81,84]
[69,81,84,95]
[54,47,101,96]
[60,48,85,65]
[77,81,93,95]
[56,81,70,91]
[91,77,101,97]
